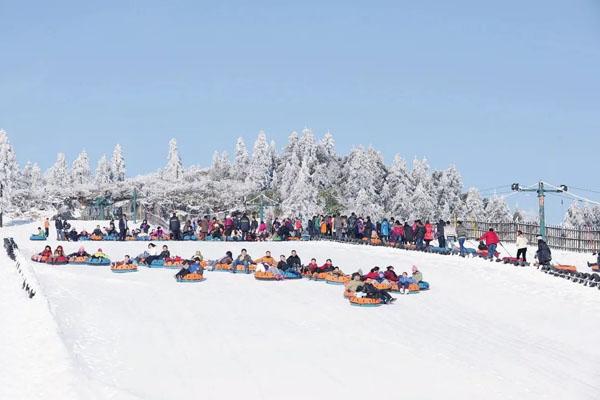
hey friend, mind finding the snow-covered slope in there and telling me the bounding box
[2,221,600,400]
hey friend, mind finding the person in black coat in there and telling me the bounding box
[169,213,181,240]
[436,220,446,248]
[55,217,64,240]
[535,237,552,266]
[118,215,127,241]
[286,250,302,271]
[240,213,251,239]
[403,222,413,244]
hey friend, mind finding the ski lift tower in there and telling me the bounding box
[244,193,280,221]
[511,181,567,240]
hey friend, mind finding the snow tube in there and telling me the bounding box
[214,263,231,271]
[136,236,150,241]
[408,283,420,294]
[148,259,165,268]
[373,282,392,291]
[312,272,331,281]
[111,263,138,273]
[325,275,350,285]
[88,258,111,266]
[370,238,382,246]
[288,236,301,241]
[164,257,186,269]
[183,235,197,241]
[403,244,417,251]
[31,255,49,263]
[554,264,577,273]
[418,281,430,291]
[176,272,205,282]
[282,270,302,280]
[79,236,90,241]
[125,237,137,241]
[29,234,46,241]
[255,271,281,281]
[477,249,500,258]
[429,246,451,255]
[349,296,383,307]
[47,256,69,265]
[69,256,90,265]
[91,234,103,241]
[234,264,256,273]
[103,235,118,241]
[343,289,354,298]
[301,234,311,241]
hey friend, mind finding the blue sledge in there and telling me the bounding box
[88,258,111,266]
[147,259,165,268]
[418,281,430,291]
[30,234,47,241]
[183,235,197,241]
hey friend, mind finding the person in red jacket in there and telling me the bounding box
[316,259,334,273]
[304,258,319,274]
[478,228,500,260]
[364,266,381,280]
[424,221,434,248]
[383,266,398,282]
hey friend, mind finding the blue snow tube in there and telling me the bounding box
[148,259,165,268]
[418,281,430,290]
[88,258,111,266]
[429,246,450,255]
[29,234,47,241]
[79,236,90,241]
[282,270,302,280]
[183,235,197,241]
[136,236,150,241]
[103,235,118,241]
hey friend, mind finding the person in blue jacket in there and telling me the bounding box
[175,257,203,280]
[380,218,390,244]
[398,272,414,294]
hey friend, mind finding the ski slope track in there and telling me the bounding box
[2,221,600,400]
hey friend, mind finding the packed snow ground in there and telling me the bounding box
[2,221,600,400]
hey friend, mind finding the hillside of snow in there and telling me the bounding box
[2,221,600,400]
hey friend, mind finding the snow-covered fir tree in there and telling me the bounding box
[95,154,112,185]
[460,187,486,221]
[563,201,600,228]
[247,131,273,191]
[484,195,512,222]
[162,138,184,181]
[111,144,126,182]
[47,153,70,188]
[209,151,230,180]
[0,130,20,208]
[435,165,464,220]
[232,137,250,181]
[71,150,91,185]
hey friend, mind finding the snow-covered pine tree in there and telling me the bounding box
[484,195,511,222]
[434,165,463,221]
[47,153,70,188]
[71,150,91,185]
[233,137,250,181]
[0,130,20,209]
[247,131,274,191]
[314,131,340,190]
[95,154,112,185]
[209,151,231,180]
[111,144,126,182]
[563,201,589,228]
[460,187,486,221]
[162,138,184,181]
[382,154,412,221]
[408,158,435,220]
[342,146,385,219]
[30,163,42,191]
[282,160,321,218]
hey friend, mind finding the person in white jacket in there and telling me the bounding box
[445,221,457,249]
[516,230,528,262]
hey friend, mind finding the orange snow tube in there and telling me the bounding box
[349,296,383,307]
[554,264,577,273]
[215,263,231,271]
[408,283,420,294]
[343,289,354,298]
[373,282,392,291]
[177,272,205,282]
[111,263,138,273]
[370,238,382,246]
[255,271,279,281]
[325,275,350,285]
[91,234,103,241]
[235,264,257,273]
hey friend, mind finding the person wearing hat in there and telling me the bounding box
[412,265,423,283]
[364,266,381,280]
[516,230,528,262]
[384,266,399,282]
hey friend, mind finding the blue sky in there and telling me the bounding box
[1,0,599,223]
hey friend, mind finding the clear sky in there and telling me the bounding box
[1,0,599,223]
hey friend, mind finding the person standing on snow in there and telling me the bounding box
[516,230,528,262]
[478,228,500,260]
[445,221,457,249]
[118,214,127,241]
[456,221,468,256]
[436,220,446,248]
[535,236,552,267]
[55,216,64,241]
[169,212,181,240]
[380,218,390,244]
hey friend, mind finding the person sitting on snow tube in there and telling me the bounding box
[207,251,233,270]
[92,225,103,237]
[67,228,79,242]
[286,250,302,271]
[303,258,319,274]
[266,258,284,279]
[79,229,90,240]
[158,245,170,259]
[54,245,65,258]
[175,257,203,280]
[231,249,253,274]
[398,272,413,294]
[68,246,90,258]
[345,273,363,294]
[364,266,381,280]
[276,255,289,272]
[309,259,334,279]
[384,266,398,282]
[412,265,423,283]
[188,250,204,263]
[587,252,600,269]
[254,251,276,268]
[330,266,346,277]
[90,248,108,261]
[39,245,53,258]
[121,255,134,265]
[361,279,395,304]
[32,227,46,239]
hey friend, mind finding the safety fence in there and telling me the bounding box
[462,221,600,253]
[3,238,36,299]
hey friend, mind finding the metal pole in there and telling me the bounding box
[133,188,138,224]
[0,183,3,228]
[538,181,546,240]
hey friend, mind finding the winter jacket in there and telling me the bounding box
[364,271,380,280]
[536,240,552,264]
[188,262,201,273]
[254,256,275,266]
[412,271,423,282]
[445,225,457,237]
[399,275,413,285]
[456,224,468,238]
[479,231,500,246]
[240,216,250,232]
[516,235,528,249]
[55,219,63,230]
[286,255,302,269]
[381,220,390,236]
[277,260,289,271]
[391,225,403,240]
[436,221,445,238]
[169,216,181,233]
[383,270,398,282]
[404,223,414,241]
[317,262,333,272]
[235,254,253,264]
[217,255,233,265]
[424,224,434,241]
[415,225,425,240]
[200,219,209,233]
[307,262,319,273]
[119,218,126,231]
[346,280,362,292]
